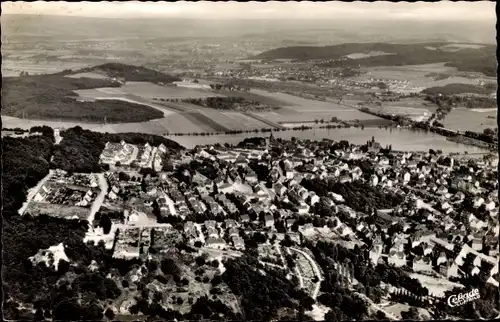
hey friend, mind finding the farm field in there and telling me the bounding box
[65,72,109,79]
[250,89,383,122]
[221,111,274,129]
[352,63,495,88]
[221,89,294,107]
[2,60,92,77]
[370,98,438,122]
[74,81,224,100]
[443,108,497,132]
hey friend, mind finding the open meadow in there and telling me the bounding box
[443,108,497,132]
[250,89,384,123]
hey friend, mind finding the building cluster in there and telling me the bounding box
[33,170,99,208]
[100,140,165,171]
[95,136,498,296]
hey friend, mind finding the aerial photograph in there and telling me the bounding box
[1,1,498,321]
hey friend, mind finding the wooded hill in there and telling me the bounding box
[251,42,496,77]
[62,62,182,84]
[2,63,180,123]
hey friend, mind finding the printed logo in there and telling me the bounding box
[447,288,480,307]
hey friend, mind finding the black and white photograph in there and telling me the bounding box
[1,1,499,321]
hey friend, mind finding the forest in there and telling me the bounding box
[72,62,181,84]
[220,253,314,320]
[253,43,496,77]
[422,83,493,96]
[182,96,277,112]
[2,133,54,216]
[2,73,165,122]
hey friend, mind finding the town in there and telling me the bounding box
[17,130,499,320]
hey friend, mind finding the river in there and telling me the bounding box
[166,127,491,153]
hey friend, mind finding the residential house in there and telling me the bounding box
[206,237,227,249]
[34,184,51,202]
[224,219,237,229]
[228,227,239,238]
[235,154,249,168]
[413,256,432,272]
[388,250,406,267]
[264,214,275,228]
[245,170,258,184]
[232,236,245,250]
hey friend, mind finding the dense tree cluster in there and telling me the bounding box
[237,137,267,148]
[182,96,279,112]
[424,93,496,110]
[3,215,89,305]
[184,296,240,320]
[187,159,220,180]
[79,62,181,83]
[301,178,404,212]
[2,135,54,215]
[221,255,309,320]
[422,83,493,96]
[29,125,55,141]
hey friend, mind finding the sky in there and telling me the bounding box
[2,1,496,21]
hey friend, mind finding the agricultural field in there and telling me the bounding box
[249,90,384,124]
[221,111,274,129]
[443,108,497,133]
[352,63,495,89]
[66,72,110,79]
[369,97,438,122]
[2,60,91,77]
[74,81,223,100]
[221,89,293,107]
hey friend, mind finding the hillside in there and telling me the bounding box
[421,83,494,96]
[251,43,496,76]
[1,63,180,123]
[67,63,182,84]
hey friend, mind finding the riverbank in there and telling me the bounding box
[166,126,491,154]
[359,106,498,151]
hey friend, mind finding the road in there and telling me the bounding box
[18,169,54,215]
[88,173,108,230]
